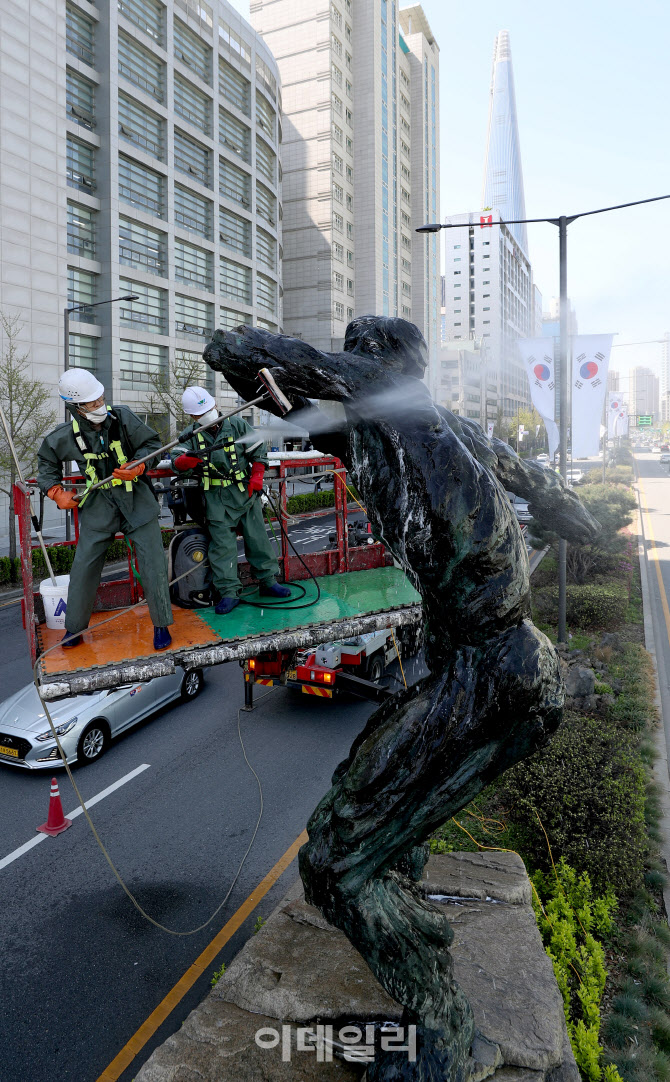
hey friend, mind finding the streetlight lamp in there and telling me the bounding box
[417,193,670,642]
[63,294,139,370]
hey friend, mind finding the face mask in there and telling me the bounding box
[195,407,220,427]
[80,403,107,423]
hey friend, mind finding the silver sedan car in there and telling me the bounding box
[0,668,204,770]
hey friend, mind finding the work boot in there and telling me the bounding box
[61,631,82,649]
[153,626,172,650]
[215,597,240,615]
[259,581,291,598]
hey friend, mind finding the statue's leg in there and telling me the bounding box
[299,619,562,1082]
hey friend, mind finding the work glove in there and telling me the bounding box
[112,461,146,481]
[47,484,79,510]
[173,453,204,471]
[248,461,265,497]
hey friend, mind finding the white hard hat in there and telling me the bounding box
[182,386,216,416]
[58,368,105,403]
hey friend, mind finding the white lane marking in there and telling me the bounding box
[0,763,150,872]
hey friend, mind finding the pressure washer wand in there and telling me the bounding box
[0,401,57,585]
[77,367,292,501]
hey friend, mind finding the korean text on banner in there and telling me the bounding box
[571,335,614,457]
[516,338,559,458]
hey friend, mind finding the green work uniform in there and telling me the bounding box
[37,404,173,634]
[175,416,279,599]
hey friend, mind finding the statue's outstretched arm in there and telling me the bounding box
[204,326,357,404]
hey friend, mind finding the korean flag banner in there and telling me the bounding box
[516,338,559,458]
[571,334,614,458]
[607,391,624,438]
[614,402,628,438]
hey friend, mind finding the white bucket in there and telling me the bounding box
[40,575,71,630]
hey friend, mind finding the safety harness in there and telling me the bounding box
[72,407,135,507]
[196,429,247,492]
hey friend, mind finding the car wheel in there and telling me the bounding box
[77,720,109,765]
[366,653,384,684]
[181,669,204,701]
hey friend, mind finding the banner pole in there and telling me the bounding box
[558,215,568,644]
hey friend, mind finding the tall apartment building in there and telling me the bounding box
[630,365,659,423]
[1,0,283,425]
[660,332,670,423]
[248,0,440,391]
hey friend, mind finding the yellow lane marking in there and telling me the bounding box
[0,597,21,608]
[96,829,308,1082]
[638,480,670,644]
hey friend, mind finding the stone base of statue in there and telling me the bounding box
[135,851,579,1082]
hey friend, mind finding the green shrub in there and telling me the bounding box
[499,711,647,896]
[533,583,629,630]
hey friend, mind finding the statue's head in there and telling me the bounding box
[343,316,428,379]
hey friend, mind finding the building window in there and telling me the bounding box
[67,202,96,257]
[118,30,165,102]
[120,340,167,391]
[218,56,251,116]
[219,107,251,162]
[346,278,354,296]
[345,193,353,211]
[345,79,352,97]
[347,249,353,266]
[218,19,251,68]
[118,0,164,44]
[257,273,276,314]
[66,136,95,191]
[346,135,353,154]
[347,307,354,319]
[256,227,276,270]
[255,55,277,102]
[66,4,94,66]
[220,306,250,331]
[401,234,411,250]
[454,257,461,262]
[174,74,212,136]
[256,136,275,184]
[333,124,343,146]
[174,129,212,188]
[256,180,276,225]
[401,257,411,272]
[333,182,343,203]
[174,17,212,84]
[174,347,215,392]
[345,107,353,126]
[219,206,251,256]
[333,212,343,232]
[345,50,352,71]
[120,278,167,333]
[175,183,213,239]
[333,241,343,261]
[346,221,353,239]
[118,92,165,159]
[220,257,252,304]
[454,309,461,314]
[331,3,342,28]
[483,279,490,284]
[345,164,353,183]
[67,267,96,319]
[332,64,342,87]
[483,306,490,311]
[332,33,342,56]
[175,238,213,290]
[332,93,342,116]
[66,69,95,129]
[118,155,165,217]
[175,294,214,339]
[119,217,167,275]
[333,153,343,175]
[220,157,251,208]
[69,332,99,372]
[334,301,344,319]
[334,271,344,291]
[255,91,275,140]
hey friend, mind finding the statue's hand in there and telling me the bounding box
[529,488,601,545]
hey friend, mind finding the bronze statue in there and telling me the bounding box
[205,317,599,1081]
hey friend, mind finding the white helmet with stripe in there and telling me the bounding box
[58,368,105,403]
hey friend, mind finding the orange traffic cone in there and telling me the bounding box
[36,777,72,836]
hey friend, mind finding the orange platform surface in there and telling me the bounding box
[37,606,221,677]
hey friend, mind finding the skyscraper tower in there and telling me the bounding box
[481,30,527,255]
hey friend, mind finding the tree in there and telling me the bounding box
[0,313,58,560]
[528,481,636,584]
[510,406,546,456]
[140,352,214,442]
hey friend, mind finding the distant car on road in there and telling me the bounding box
[535,453,549,464]
[566,470,584,487]
[660,454,670,464]
[0,669,204,769]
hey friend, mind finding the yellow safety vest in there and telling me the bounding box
[196,430,247,493]
[72,408,136,506]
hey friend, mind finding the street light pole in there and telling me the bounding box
[417,192,669,643]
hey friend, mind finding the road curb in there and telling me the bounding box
[634,476,670,948]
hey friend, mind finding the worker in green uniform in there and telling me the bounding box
[37,368,173,649]
[172,386,290,615]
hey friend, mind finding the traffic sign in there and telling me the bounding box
[638,415,653,426]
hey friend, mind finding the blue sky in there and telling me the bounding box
[228,0,669,380]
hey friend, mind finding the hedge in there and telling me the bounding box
[0,528,175,586]
[533,582,629,630]
[286,490,336,514]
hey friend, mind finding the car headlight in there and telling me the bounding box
[35,718,78,742]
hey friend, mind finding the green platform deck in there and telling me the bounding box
[198,566,421,641]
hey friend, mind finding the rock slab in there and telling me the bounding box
[136,852,579,1082]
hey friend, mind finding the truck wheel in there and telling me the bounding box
[366,653,384,684]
